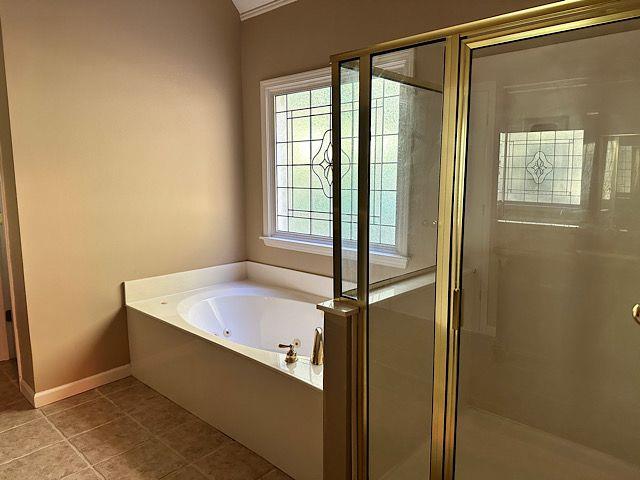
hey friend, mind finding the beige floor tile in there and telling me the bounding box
[48,397,122,437]
[129,396,196,435]
[0,378,24,407]
[69,415,152,465]
[106,383,160,412]
[98,377,143,396]
[0,441,87,480]
[0,361,17,382]
[0,417,62,463]
[0,373,278,480]
[195,441,273,480]
[159,416,231,462]
[260,469,294,480]
[41,390,100,416]
[62,469,101,479]
[94,439,185,480]
[161,465,208,480]
[0,398,43,433]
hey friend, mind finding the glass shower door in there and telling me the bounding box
[367,41,446,480]
[456,18,640,480]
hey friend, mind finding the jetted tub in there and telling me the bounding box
[124,262,329,480]
[178,284,324,358]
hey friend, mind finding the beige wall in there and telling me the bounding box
[0,0,245,392]
[0,32,32,386]
[240,0,552,277]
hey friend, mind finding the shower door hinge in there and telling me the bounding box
[452,288,462,331]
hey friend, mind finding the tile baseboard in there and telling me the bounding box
[22,364,131,408]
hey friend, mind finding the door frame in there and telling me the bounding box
[328,1,640,479]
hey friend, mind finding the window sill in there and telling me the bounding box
[260,235,409,269]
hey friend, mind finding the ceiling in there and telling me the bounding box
[232,0,297,21]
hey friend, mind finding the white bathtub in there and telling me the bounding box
[124,262,329,480]
[178,284,324,358]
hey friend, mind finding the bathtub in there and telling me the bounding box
[178,283,324,359]
[124,261,330,480]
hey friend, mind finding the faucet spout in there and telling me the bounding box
[311,327,324,366]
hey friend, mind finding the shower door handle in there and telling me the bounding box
[632,304,640,325]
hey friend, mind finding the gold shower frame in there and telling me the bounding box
[328,1,640,479]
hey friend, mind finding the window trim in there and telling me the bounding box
[260,52,414,269]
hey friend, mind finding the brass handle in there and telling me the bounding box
[632,304,640,325]
[278,343,298,364]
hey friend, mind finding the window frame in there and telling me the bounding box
[259,52,414,269]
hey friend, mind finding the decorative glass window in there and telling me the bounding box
[260,55,412,267]
[368,76,401,247]
[497,130,584,205]
[273,86,335,239]
[616,146,633,194]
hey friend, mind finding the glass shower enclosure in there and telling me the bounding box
[325,2,640,480]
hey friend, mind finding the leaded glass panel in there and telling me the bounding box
[497,130,584,205]
[274,79,402,248]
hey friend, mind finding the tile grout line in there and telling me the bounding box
[96,388,227,480]
[116,391,285,479]
[0,376,148,480]
[65,436,151,479]
[0,439,66,467]
[95,389,200,478]
[0,409,45,435]
[63,413,128,441]
[42,395,105,418]
[94,390,188,467]
[0,399,124,438]
[95,381,143,397]
[58,389,157,478]
[25,379,283,480]
[41,381,142,421]
[41,411,107,480]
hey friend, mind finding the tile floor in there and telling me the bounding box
[0,359,292,480]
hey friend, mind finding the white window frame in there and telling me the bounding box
[259,52,414,269]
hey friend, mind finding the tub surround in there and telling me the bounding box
[125,261,329,480]
[125,261,331,303]
[125,261,329,390]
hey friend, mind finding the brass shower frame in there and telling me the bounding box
[328,1,640,479]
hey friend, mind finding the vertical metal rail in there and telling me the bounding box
[444,40,471,480]
[355,53,372,480]
[331,60,343,299]
[430,34,461,480]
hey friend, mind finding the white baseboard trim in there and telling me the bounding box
[28,364,131,408]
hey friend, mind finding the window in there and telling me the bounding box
[273,85,334,238]
[616,145,633,194]
[260,54,412,267]
[603,139,637,198]
[497,130,584,205]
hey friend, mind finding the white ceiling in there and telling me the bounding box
[232,0,297,20]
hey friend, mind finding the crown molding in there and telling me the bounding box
[239,0,297,21]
